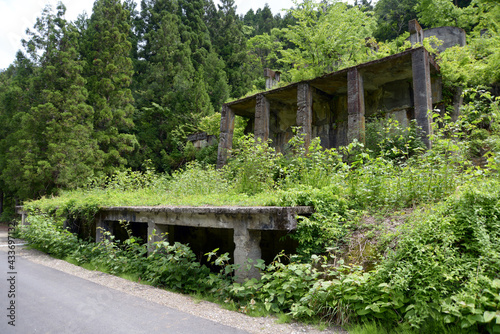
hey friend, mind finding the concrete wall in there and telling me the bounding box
[409,19,466,53]
[423,26,466,53]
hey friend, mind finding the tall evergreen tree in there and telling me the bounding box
[0,51,38,204]
[374,0,418,41]
[129,0,228,172]
[2,4,96,199]
[0,62,28,211]
[243,8,256,27]
[254,4,275,35]
[84,0,136,174]
[207,0,255,98]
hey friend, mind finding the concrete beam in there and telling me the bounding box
[347,67,365,144]
[97,206,312,231]
[297,83,313,148]
[412,48,433,148]
[255,94,270,142]
[217,105,235,168]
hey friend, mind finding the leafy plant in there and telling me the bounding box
[226,135,281,194]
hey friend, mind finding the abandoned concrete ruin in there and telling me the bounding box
[16,21,468,281]
[217,20,466,168]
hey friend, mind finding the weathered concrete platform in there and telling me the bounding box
[96,206,312,280]
[17,205,313,281]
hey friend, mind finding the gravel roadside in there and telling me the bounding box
[0,223,347,334]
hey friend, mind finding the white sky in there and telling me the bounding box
[0,0,355,70]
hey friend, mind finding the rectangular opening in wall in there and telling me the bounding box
[172,226,235,267]
[110,221,148,244]
[260,230,298,264]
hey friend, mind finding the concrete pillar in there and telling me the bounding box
[297,83,313,148]
[255,94,270,142]
[217,105,235,168]
[264,68,281,90]
[147,222,168,253]
[96,219,113,243]
[233,222,262,282]
[347,67,365,144]
[412,48,433,148]
[409,19,424,45]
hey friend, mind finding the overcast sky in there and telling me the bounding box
[0,0,354,70]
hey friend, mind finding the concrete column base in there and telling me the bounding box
[233,222,262,282]
[96,220,113,243]
[148,222,169,253]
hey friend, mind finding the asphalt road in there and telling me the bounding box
[0,238,249,334]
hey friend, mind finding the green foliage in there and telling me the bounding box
[1,4,96,199]
[168,161,228,197]
[130,102,188,173]
[229,254,322,314]
[20,213,79,258]
[365,118,426,161]
[278,0,376,81]
[348,320,479,334]
[373,0,418,41]
[198,113,248,145]
[361,182,500,330]
[225,135,281,194]
[278,133,345,189]
[143,239,212,293]
[416,0,476,30]
[8,2,500,331]
[439,31,500,88]
[207,0,256,99]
